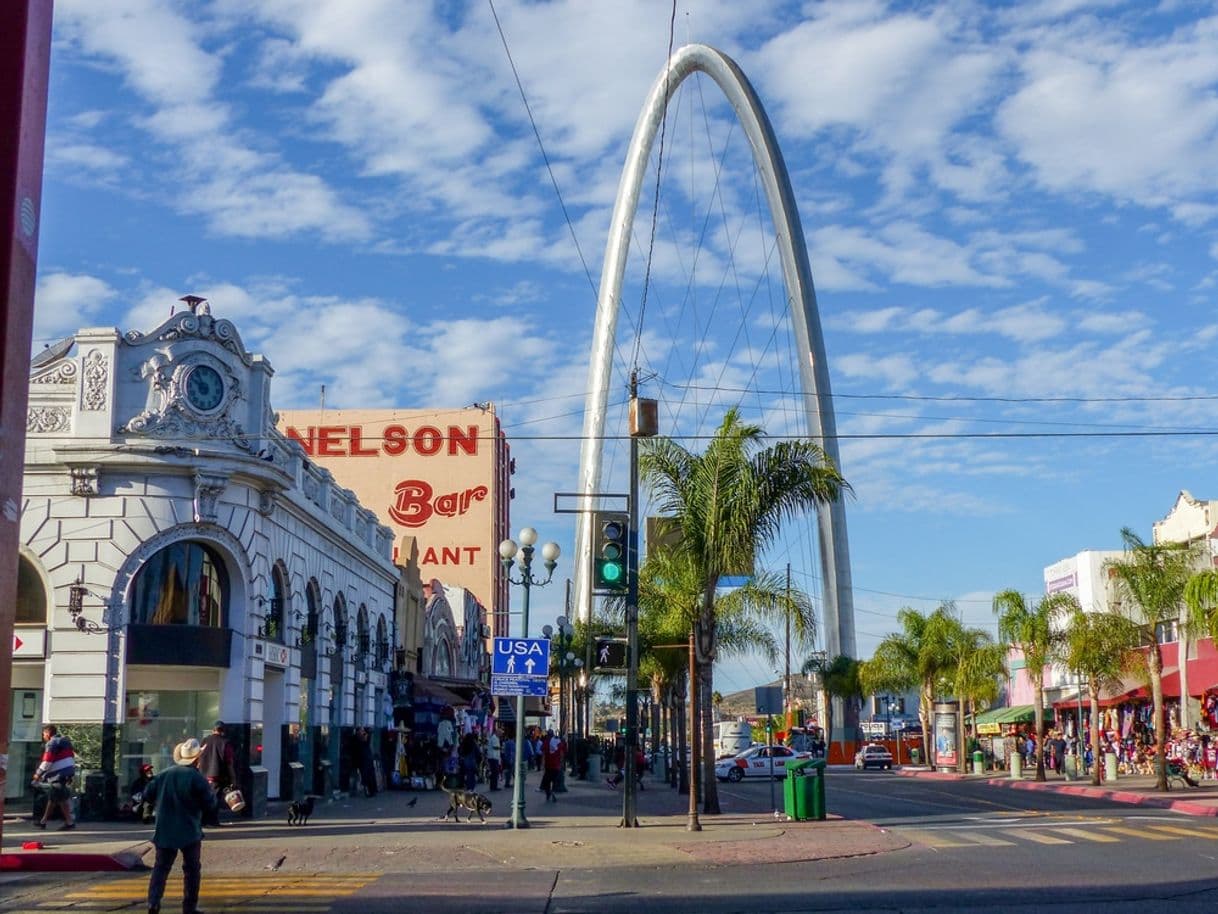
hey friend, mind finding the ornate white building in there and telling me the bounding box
[11,301,403,816]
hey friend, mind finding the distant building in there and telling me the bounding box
[277,407,512,650]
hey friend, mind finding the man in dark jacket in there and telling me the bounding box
[144,738,218,914]
[196,721,238,820]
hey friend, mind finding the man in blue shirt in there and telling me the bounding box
[144,738,218,914]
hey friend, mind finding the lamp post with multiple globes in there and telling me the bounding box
[499,527,560,829]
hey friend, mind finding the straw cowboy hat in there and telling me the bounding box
[173,738,203,766]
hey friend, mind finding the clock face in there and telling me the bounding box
[184,364,225,412]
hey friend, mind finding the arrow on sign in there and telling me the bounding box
[525,658,536,675]
[13,635,23,651]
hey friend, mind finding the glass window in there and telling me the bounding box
[266,564,287,643]
[130,542,228,628]
[121,690,220,786]
[16,557,46,625]
[357,605,369,655]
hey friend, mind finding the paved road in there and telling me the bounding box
[6,772,1218,912]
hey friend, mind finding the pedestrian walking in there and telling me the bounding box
[352,727,377,796]
[197,721,238,823]
[459,732,482,791]
[503,732,516,789]
[144,738,219,914]
[31,724,76,830]
[486,726,502,791]
[540,730,565,802]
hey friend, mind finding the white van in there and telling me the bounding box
[714,720,754,758]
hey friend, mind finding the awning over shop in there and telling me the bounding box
[412,678,469,707]
[971,705,1053,728]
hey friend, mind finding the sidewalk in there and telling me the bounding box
[896,765,1218,816]
[0,773,908,903]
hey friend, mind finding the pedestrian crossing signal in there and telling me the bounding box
[594,636,627,670]
[592,511,629,593]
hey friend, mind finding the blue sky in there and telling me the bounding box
[33,1,1218,695]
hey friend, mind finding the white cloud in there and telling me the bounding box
[34,272,118,341]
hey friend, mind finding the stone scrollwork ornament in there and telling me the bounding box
[193,472,229,523]
[81,349,109,411]
[27,406,71,433]
[70,466,100,497]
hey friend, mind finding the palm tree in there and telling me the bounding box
[1106,527,1200,791]
[801,653,861,759]
[636,543,815,814]
[1060,605,1139,786]
[942,612,1008,773]
[861,606,955,765]
[993,589,1077,781]
[640,407,846,814]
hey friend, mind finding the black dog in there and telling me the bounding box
[287,795,321,826]
[440,787,492,823]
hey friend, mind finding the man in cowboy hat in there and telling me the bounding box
[143,738,218,914]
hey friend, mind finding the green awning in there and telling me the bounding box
[971,705,1054,725]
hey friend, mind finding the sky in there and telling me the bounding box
[31,0,1218,697]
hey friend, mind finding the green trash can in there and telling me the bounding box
[972,750,984,775]
[910,747,922,766]
[785,758,826,821]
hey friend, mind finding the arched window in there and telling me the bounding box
[356,604,370,655]
[265,563,287,643]
[16,556,46,625]
[375,615,389,666]
[332,594,347,649]
[130,542,228,628]
[303,580,320,647]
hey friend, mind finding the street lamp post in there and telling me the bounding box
[499,527,560,829]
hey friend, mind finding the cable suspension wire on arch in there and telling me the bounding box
[572,43,859,747]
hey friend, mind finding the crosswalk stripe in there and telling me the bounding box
[1050,827,1120,843]
[1004,829,1072,845]
[953,831,1015,847]
[1143,824,1218,839]
[74,889,363,898]
[901,828,971,848]
[1100,825,1179,841]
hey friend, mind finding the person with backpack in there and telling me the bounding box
[31,724,75,830]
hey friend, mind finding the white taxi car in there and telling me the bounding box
[714,745,811,782]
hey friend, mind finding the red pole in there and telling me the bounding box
[0,0,54,851]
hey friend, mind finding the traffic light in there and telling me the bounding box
[592,511,629,593]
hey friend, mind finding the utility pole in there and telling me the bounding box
[784,563,791,731]
[621,371,655,828]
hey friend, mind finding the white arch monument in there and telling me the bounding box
[573,44,857,695]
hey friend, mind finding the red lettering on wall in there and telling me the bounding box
[286,426,315,455]
[282,424,483,457]
[348,426,377,456]
[414,426,443,456]
[387,480,488,528]
[389,479,433,527]
[420,545,484,566]
[383,425,408,455]
[450,425,479,456]
[318,426,344,456]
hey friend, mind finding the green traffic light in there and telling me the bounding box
[601,560,624,583]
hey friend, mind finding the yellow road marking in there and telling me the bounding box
[1050,827,1120,843]
[900,828,971,848]
[1143,823,1218,839]
[1004,829,1071,845]
[953,831,1014,847]
[1100,825,1179,841]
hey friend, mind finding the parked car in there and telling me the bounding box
[854,743,894,770]
[715,745,811,782]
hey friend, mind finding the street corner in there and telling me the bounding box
[671,819,910,866]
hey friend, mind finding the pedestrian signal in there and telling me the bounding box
[594,636,627,670]
[592,511,629,593]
